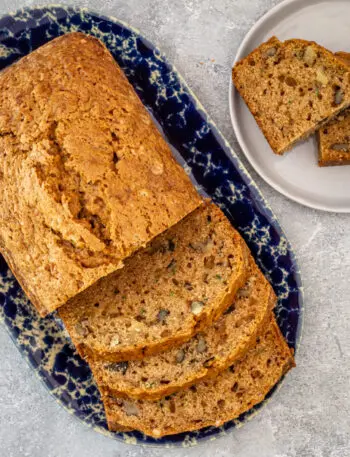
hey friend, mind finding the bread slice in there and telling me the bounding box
[318,52,350,166]
[89,254,275,400]
[232,37,350,155]
[0,32,202,316]
[59,203,249,361]
[102,317,295,438]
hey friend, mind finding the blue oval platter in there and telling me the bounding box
[0,5,303,448]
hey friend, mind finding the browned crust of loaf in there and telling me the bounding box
[318,158,350,166]
[68,239,250,362]
[232,37,350,155]
[0,33,111,317]
[93,271,276,401]
[0,32,201,316]
[335,51,350,67]
[107,422,133,433]
[0,242,46,316]
[104,319,295,437]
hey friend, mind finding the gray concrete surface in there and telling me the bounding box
[0,0,349,456]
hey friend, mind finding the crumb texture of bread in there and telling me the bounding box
[318,52,350,166]
[103,318,295,437]
[0,32,201,315]
[59,203,249,361]
[232,37,350,155]
[89,254,275,400]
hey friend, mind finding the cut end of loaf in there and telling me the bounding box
[59,202,249,362]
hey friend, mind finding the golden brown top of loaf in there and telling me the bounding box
[0,33,201,316]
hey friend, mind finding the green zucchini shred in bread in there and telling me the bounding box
[0,32,201,316]
[89,254,275,400]
[318,52,350,166]
[103,318,295,437]
[232,37,350,155]
[59,203,249,361]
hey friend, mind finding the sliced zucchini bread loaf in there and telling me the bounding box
[103,317,295,437]
[89,254,275,400]
[59,203,249,361]
[0,32,202,316]
[318,52,350,166]
[232,37,350,155]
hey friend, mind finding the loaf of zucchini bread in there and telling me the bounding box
[232,37,350,155]
[0,32,201,316]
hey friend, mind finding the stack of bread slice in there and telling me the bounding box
[232,37,350,166]
[60,201,295,438]
[0,32,295,439]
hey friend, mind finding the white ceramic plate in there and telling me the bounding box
[229,0,350,212]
